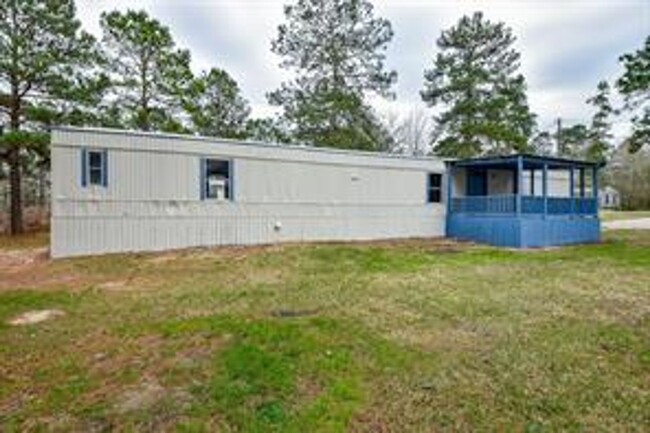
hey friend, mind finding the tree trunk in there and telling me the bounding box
[8,147,23,234]
[38,167,46,206]
[9,83,23,235]
[140,55,151,131]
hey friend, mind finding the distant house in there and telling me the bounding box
[599,186,620,209]
[50,127,604,257]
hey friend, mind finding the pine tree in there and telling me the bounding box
[530,131,554,156]
[100,10,193,132]
[557,124,590,158]
[0,0,102,234]
[586,80,613,162]
[244,118,294,144]
[421,12,536,158]
[184,68,251,139]
[616,35,650,153]
[269,0,397,150]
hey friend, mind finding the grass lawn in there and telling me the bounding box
[601,210,650,222]
[0,231,649,432]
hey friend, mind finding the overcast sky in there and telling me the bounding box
[76,0,649,139]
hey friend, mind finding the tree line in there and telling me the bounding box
[1,0,649,233]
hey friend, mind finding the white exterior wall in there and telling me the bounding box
[51,128,447,257]
[487,170,514,195]
[523,170,571,197]
[488,169,569,196]
[452,169,466,197]
[452,167,571,197]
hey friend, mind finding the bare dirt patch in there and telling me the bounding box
[8,309,65,326]
[391,324,494,353]
[296,377,324,402]
[0,247,48,268]
[0,247,85,291]
[97,280,130,291]
[115,380,167,414]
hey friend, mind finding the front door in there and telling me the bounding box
[467,169,488,196]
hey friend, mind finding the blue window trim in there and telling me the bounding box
[200,157,234,201]
[81,148,88,187]
[102,149,108,187]
[427,172,442,204]
[199,157,206,200]
[81,148,108,188]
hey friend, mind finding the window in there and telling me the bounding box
[88,151,103,185]
[81,149,107,187]
[201,158,232,201]
[427,173,442,203]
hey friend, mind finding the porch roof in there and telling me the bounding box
[448,153,604,170]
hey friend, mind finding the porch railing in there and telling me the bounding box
[451,195,598,216]
[451,194,516,214]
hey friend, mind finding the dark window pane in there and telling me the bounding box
[89,151,103,169]
[428,189,441,203]
[90,167,102,185]
[207,159,229,177]
[427,173,442,203]
[429,173,441,188]
[88,151,104,185]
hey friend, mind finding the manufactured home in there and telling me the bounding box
[50,127,447,257]
[50,127,602,257]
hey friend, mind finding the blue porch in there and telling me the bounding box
[446,154,602,248]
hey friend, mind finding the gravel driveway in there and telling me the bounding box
[603,218,650,230]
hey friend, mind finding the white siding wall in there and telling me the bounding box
[452,169,466,197]
[522,170,571,197]
[51,128,447,257]
[487,169,514,195]
[451,167,571,197]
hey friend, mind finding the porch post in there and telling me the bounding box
[530,169,535,195]
[569,165,575,216]
[516,155,523,216]
[447,164,454,215]
[593,165,599,216]
[542,163,548,218]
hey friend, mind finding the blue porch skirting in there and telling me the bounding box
[446,214,601,248]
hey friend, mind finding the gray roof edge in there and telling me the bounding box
[52,125,449,164]
[449,153,604,168]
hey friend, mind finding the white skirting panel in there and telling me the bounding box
[51,200,446,257]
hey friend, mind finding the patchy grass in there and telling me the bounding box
[601,210,650,222]
[0,232,648,431]
[0,230,49,251]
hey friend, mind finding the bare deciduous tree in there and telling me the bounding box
[381,107,432,156]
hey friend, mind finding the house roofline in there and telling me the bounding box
[448,153,605,169]
[52,125,450,164]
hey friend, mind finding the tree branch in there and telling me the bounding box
[18,81,33,99]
